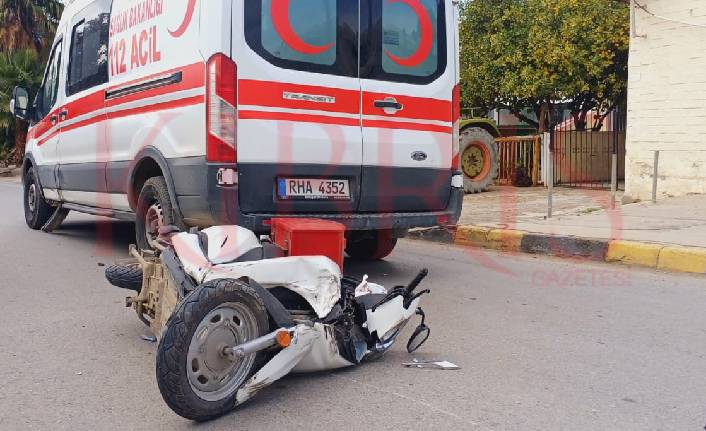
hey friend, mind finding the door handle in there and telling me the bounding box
[374,98,403,111]
[59,110,69,121]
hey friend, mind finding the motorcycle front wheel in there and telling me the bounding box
[156,278,270,421]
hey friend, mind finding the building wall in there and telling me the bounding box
[625,0,706,201]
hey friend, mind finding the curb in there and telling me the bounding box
[408,226,706,275]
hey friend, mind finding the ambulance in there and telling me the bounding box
[11,0,463,260]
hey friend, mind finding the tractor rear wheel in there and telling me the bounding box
[459,127,499,193]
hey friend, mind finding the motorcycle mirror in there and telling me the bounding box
[406,324,430,354]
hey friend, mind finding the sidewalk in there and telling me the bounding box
[412,186,706,275]
[0,166,20,183]
[457,186,625,229]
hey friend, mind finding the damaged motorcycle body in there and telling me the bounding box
[114,225,430,420]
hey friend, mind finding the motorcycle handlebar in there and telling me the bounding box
[405,268,429,295]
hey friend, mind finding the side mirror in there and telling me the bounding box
[406,308,431,354]
[407,324,430,354]
[11,86,31,121]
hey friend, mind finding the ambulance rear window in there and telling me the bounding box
[382,0,441,77]
[261,0,336,66]
[361,0,446,84]
[245,0,358,77]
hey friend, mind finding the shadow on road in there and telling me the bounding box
[52,219,136,256]
[48,215,409,281]
[344,258,404,279]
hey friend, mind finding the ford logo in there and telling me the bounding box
[411,151,428,162]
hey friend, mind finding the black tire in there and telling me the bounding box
[459,127,499,193]
[104,263,143,291]
[156,279,270,421]
[345,230,397,261]
[23,166,54,230]
[135,176,176,250]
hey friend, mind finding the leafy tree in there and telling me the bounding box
[460,0,629,131]
[0,49,43,160]
[0,0,63,162]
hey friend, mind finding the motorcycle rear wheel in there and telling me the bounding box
[156,278,270,421]
[104,262,143,291]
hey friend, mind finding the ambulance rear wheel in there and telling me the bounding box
[136,176,175,250]
[345,230,397,261]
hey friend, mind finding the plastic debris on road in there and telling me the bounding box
[403,359,460,370]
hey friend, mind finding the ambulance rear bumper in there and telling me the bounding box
[172,159,463,233]
[230,187,463,233]
[180,184,463,234]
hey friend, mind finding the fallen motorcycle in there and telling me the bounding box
[105,219,431,421]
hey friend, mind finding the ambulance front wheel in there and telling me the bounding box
[345,230,397,261]
[23,166,54,230]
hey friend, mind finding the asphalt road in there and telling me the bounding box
[1,180,706,431]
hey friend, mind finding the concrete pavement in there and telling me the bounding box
[2,181,706,430]
[457,186,625,227]
[413,186,706,275]
[469,191,706,249]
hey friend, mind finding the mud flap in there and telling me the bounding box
[41,205,69,233]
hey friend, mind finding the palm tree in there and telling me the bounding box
[0,0,63,55]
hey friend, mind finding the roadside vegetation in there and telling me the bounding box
[0,0,63,166]
[459,0,629,131]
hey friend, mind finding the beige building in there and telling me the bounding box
[625,0,706,201]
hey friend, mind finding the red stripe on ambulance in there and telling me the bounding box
[239,80,360,114]
[363,119,452,134]
[238,110,359,127]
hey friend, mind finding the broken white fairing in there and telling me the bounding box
[170,226,263,281]
[366,296,421,342]
[171,228,342,318]
[203,257,342,318]
[234,296,421,406]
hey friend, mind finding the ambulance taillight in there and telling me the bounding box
[451,83,461,170]
[206,53,237,163]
